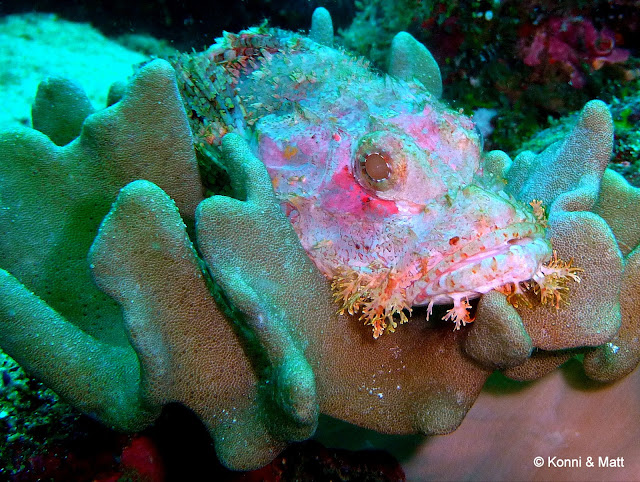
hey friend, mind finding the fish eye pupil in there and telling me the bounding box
[364,152,391,181]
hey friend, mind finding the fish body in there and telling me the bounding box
[174,27,563,337]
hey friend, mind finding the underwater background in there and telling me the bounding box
[1,0,640,480]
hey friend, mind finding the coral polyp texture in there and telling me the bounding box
[0,8,639,471]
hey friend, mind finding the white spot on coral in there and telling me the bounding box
[608,343,620,354]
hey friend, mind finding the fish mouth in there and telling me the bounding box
[411,221,552,306]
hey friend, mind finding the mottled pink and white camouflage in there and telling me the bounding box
[175,27,577,338]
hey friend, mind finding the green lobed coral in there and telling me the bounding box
[517,90,640,187]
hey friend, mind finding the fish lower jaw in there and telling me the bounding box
[409,237,552,329]
[416,237,551,298]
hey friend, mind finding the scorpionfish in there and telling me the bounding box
[173,26,580,338]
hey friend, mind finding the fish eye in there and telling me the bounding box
[362,152,391,182]
[356,149,395,191]
[354,131,404,192]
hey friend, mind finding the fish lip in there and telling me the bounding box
[412,221,549,303]
[430,221,545,274]
[444,231,538,273]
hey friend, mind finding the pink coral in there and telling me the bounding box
[520,17,629,88]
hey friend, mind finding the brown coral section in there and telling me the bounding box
[585,169,640,381]
[464,290,533,369]
[405,362,640,480]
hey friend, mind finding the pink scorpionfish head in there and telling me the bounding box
[253,81,577,338]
